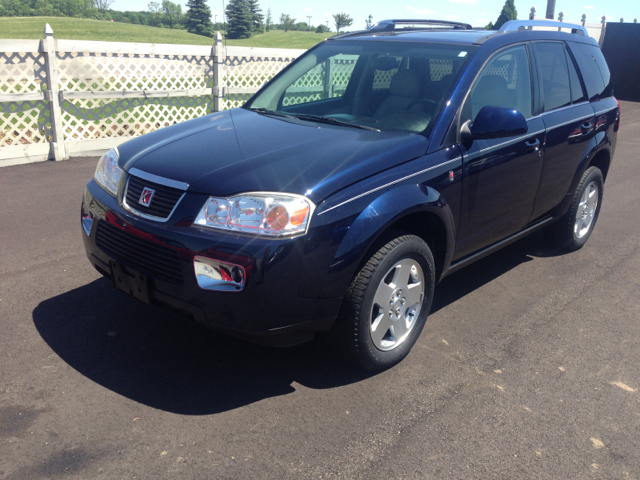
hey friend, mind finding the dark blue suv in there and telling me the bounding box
[81,19,619,370]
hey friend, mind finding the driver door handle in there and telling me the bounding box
[525,137,541,155]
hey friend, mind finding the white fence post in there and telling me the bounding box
[212,32,225,112]
[40,24,67,161]
[600,15,607,46]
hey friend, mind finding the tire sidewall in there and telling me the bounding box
[358,237,435,369]
[568,167,604,250]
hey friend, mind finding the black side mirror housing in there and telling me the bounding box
[461,106,528,142]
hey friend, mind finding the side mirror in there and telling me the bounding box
[461,106,528,142]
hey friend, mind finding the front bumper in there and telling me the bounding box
[81,179,341,346]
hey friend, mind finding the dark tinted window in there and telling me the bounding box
[464,45,532,121]
[567,42,612,100]
[566,48,586,103]
[535,42,571,112]
[591,46,613,97]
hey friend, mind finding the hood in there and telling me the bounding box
[118,108,430,204]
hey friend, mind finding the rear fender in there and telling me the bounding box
[553,131,611,217]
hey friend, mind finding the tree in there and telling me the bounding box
[485,21,495,30]
[365,14,373,29]
[226,0,253,39]
[147,1,162,26]
[333,12,352,33]
[186,0,213,36]
[493,0,517,30]
[265,7,272,31]
[247,0,263,32]
[94,0,114,14]
[162,0,183,28]
[280,13,295,32]
[315,24,329,33]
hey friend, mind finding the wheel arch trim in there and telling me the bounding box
[318,183,456,298]
[553,132,611,217]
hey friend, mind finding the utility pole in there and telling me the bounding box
[545,0,556,20]
[307,15,312,31]
[214,14,217,25]
[325,20,329,29]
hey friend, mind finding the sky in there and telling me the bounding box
[114,0,638,30]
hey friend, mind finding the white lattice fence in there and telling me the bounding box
[55,40,216,146]
[0,28,305,167]
[0,40,52,160]
[222,46,305,109]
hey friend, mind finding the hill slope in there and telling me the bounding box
[0,17,333,48]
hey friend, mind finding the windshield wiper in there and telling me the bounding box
[249,108,380,132]
[289,113,380,132]
[248,107,296,119]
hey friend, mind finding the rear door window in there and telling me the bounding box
[371,56,401,92]
[534,42,571,112]
[566,48,587,103]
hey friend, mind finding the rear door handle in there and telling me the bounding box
[582,121,593,130]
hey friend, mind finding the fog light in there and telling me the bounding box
[193,256,246,292]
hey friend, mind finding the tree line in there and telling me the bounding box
[0,0,359,39]
[0,0,188,29]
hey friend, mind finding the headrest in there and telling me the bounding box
[390,70,421,98]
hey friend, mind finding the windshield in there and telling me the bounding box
[244,40,477,135]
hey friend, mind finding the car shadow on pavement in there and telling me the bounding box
[32,230,565,416]
[431,229,566,314]
[32,278,372,415]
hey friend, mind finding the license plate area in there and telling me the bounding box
[111,261,151,304]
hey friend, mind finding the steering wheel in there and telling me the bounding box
[408,99,438,115]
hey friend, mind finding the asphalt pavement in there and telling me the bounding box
[1,102,639,479]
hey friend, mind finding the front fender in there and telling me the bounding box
[318,183,456,298]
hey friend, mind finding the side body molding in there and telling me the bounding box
[318,184,457,299]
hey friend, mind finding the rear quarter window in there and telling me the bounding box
[567,42,613,101]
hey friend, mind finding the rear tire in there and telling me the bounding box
[546,166,603,252]
[325,235,435,371]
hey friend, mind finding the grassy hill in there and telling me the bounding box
[0,17,333,49]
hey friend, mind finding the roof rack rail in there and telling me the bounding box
[498,19,589,37]
[369,19,473,32]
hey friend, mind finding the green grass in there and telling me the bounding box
[220,29,333,48]
[0,17,333,48]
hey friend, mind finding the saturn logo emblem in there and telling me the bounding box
[139,187,155,207]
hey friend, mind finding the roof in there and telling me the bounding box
[328,19,599,47]
[330,29,492,46]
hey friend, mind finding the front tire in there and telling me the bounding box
[547,166,604,251]
[326,235,435,371]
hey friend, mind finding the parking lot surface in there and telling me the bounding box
[1,102,640,479]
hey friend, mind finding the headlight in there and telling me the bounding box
[94,148,123,197]
[194,193,315,237]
